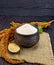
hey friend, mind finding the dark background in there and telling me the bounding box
[0,0,54,65]
[0,0,54,16]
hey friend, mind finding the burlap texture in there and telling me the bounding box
[0,32,54,65]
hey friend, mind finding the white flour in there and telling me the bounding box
[16,24,37,35]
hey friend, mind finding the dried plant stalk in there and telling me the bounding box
[1,29,24,64]
[0,20,54,64]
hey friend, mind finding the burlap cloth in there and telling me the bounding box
[0,32,54,65]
